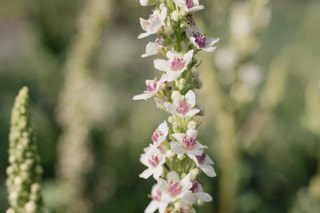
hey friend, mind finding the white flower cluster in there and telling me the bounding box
[133,1,218,212]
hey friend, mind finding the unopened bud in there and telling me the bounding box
[139,0,155,6]
[177,154,185,160]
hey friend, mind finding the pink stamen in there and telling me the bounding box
[151,129,164,143]
[156,38,163,44]
[147,81,157,92]
[153,189,162,201]
[196,152,206,163]
[176,101,189,114]
[171,57,185,71]
[182,135,196,150]
[169,181,182,196]
[193,32,207,48]
[191,181,199,193]
[186,0,193,9]
[148,155,160,168]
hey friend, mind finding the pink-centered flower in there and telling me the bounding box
[174,0,204,13]
[171,129,207,156]
[140,145,166,180]
[151,120,168,147]
[142,38,165,58]
[189,151,216,177]
[154,50,193,82]
[163,90,200,118]
[186,25,219,52]
[189,181,212,205]
[145,184,169,213]
[138,8,168,39]
[159,171,193,204]
[133,75,166,100]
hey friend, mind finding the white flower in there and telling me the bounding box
[139,0,155,6]
[171,129,207,156]
[138,8,168,39]
[174,0,204,13]
[159,171,193,204]
[189,151,216,177]
[163,90,200,118]
[142,38,165,58]
[154,50,193,82]
[145,184,169,213]
[151,120,168,147]
[186,25,219,52]
[189,180,212,205]
[133,75,165,100]
[140,145,166,180]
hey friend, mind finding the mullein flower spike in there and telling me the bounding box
[6,86,47,213]
[134,0,219,212]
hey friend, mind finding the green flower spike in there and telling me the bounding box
[6,86,47,213]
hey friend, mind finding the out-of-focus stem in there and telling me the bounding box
[56,0,111,212]
[201,55,239,213]
[238,59,287,149]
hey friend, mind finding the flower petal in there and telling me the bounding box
[139,168,154,179]
[197,192,212,202]
[145,200,159,213]
[154,59,170,72]
[167,171,180,182]
[163,102,177,114]
[200,165,216,177]
[171,142,186,154]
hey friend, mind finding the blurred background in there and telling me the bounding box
[1,0,320,212]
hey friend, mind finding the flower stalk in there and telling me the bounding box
[6,86,47,213]
[134,0,219,212]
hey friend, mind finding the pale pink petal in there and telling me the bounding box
[171,142,186,154]
[186,129,198,138]
[185,90,196,107]
[197,192,212,202]
[139,168,154,179]
[166,50,180,59]
[167,171,180,182]
[154,59,171,72]
[133,93,150,100]
[160,7,167,23]
[200,165,216,177]
[185,109,200,117]
[180,174,192,190]
[138,32,152,39]
[163,102,177,114]
[183,50,194,67]
[187,148,203,156]
[171,133,185,143]
[153,166,163,180]
[145,200,158,213]
[188,154,199,166]
[166,71,183,82]
[204,155,214,165]
[140,18,149,32]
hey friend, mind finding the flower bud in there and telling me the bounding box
[171,11,180,21]
[139,0,155,6]
[179,79,186,90]
[174,202,181,210]
[187,120,197,130]
[166,150,175,159]
[190,168,199,180]
[177,154,185,160]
